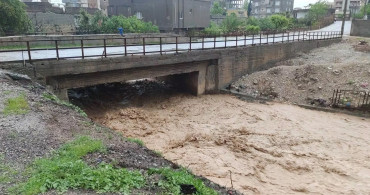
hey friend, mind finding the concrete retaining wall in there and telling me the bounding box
[217,39,341,88]
[350,20,370,37]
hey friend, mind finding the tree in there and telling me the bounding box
[221,13,243,33]
[211,1,226,16]
[270,15,289,30]
[307,0,329,22]
[0,0,31,35]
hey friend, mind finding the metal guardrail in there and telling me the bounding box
[331,89,370,110]
[0,31,342,63]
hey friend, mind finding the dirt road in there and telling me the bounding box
[89,94,370,194]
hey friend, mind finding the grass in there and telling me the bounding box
[148,168,218,195]
[126,137,145,146]
[3,94,29,116]
[12,136,145,195]
[42,92,87,117]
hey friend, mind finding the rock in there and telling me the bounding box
[332,70,341,75]
[360,83,368,88]
[318,86,322,90]
[253,80,258,85]
[298,84,304,90]
[4,72,31,81]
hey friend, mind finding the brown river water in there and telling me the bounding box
[71,81,370,194]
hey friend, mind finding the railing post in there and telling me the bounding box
[176,37,178,54]
[259,33,262,45]
[160,37,162,55]
[235,35,238,47]
[26,41,32,63]
[224,35,227,48]
[202,36,205,50]
[302,31,305,41]
[244,34,247,46]
[298,31,300,41]
[287,32,289,43]
[266,33,269,44]
[189,37,192,51]
[80,40,84,59]
[320,32,323,40]
[143,38,146,55]
[124,38,127,56]
[252,34,255,45]
[103,39,107,58]
[55,40,59,60]
[273,33,275,44]
[214,36,216,49]
[282,32,284,43]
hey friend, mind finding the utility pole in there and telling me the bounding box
[341,0,349,36]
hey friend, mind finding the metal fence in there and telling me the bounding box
[0,31,342,63]
[331,89,370,111]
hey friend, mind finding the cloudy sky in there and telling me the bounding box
[294,0,334,8]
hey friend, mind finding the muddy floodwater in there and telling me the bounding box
[72,81,370,194]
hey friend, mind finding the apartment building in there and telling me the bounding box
[334,0,363,16]
[251,0,294,18]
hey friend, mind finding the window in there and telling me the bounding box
[267,8,271,13]
[275,1,280,6]
[135,12,143,19]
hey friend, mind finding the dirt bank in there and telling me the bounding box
[231,38,370,106]
[89,93,370,194]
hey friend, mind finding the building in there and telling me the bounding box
[334,0,363,16]
[107,0,211,32]
[62,0,88,7]
[250,0,294,18]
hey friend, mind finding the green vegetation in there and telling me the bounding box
[13,136,145,194]
[3,94,29,116]
[211,1,227,16]
[203,13,291,35]
[78,10,159,34]
[0,0,32,36]
[126,137,145,146]
[148,168,218,195]
[270,15,290,30]
[307,0,329,23]
[245,25,260,34]
[42,92,87,117]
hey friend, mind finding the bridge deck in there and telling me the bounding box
[0,31,341,63]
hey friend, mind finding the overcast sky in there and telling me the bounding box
[294,0,334,8]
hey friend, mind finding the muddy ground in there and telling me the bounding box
[231,37,370,106]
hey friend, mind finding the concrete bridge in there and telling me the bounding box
[0,32,341,100]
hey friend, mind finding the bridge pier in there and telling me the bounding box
[53,88,69,101]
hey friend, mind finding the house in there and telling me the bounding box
[107,0,211,32]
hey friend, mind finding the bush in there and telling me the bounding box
[221,13,244,33]
[245,25,260,34]
[258,17,274,31]
[270,15,289,30]
[203,22,222,36]
[78,10,159,34]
